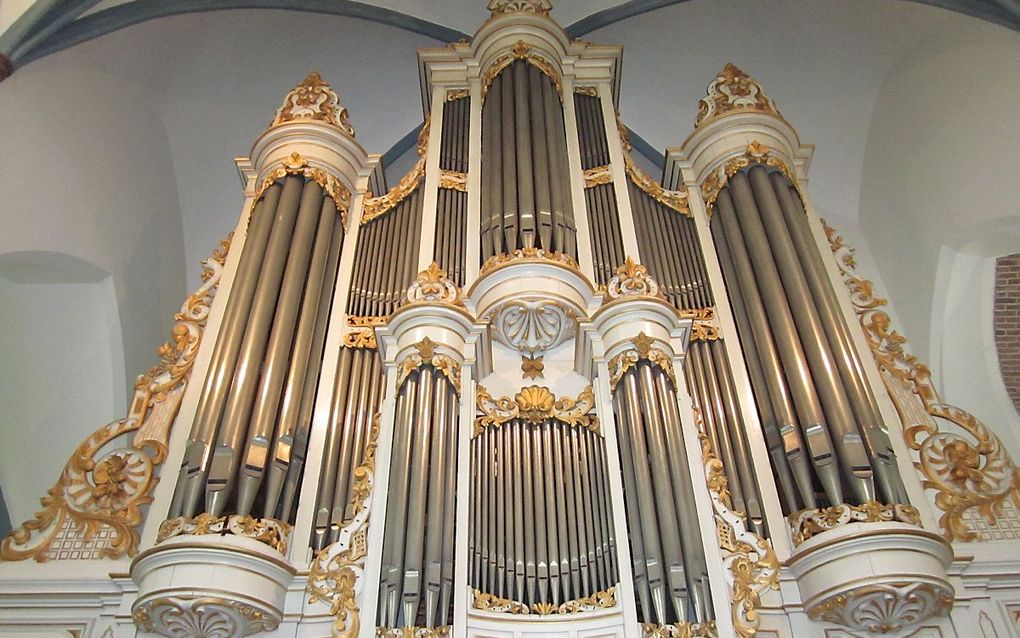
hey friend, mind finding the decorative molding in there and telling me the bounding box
[488,298,576,355]
[574,85,599,97]
[481,40,562,101]
[607,332,676,391]
[404,262,464,307]
[690,322,721,342]
[347,315,388,327]
[255,151,351,218]
[521,354,545,380]
[376,627,451,637]
[479,246,582,277]
[439,169,468,192]
[679,307,715,321]
[695,407,781,638]
[825,220,1020,542]
[700,141,795,216]
[343,329,378,349]
[471,586,617,615]
[446,88,470,101]
[604,256,664,301]
[156,513,292,554]
[475,385,599,436]
[618,118,691,216]
[487,0,552,16]
[396,337,462,394]
[788,502,922,546]
[362,116,430,223]
[807,581,954,634]
[642,622,717,637]
[695,63,780,129]
[583,164,613,188]
[1,236,230,562]
[272,71,355,136]
[307,414,381,638]
[133,595,276,638]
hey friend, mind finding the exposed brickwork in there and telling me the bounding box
[994,254,1020,415]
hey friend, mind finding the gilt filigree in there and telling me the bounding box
[824,220,1020,542]
[479,246,582,276]
[690,322,721,342]
[618,117,691,215]
[605,257,665,301]
[471,586,617,615]
[694,407,780,638]
[1,236,231,562]
[481,40,562,101]
[439,169,468,192]
[342,329,378,349]
[695,63,779,128]
[404,262,463,307]
[607,332,677,390]
[642,622,718,637]
[700,141,796,216]
[156,513,292,554]
[583,165,612,188]
[255,151,351,218]
[362,117,430,223]
[788,502,922,546]
[475,385,598,436]
[396,337,462,394]
[307,415,381,638]
[272,71,355,136]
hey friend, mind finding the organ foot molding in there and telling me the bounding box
[2,2,1019,638]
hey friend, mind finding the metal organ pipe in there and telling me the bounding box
[709,165,908,509]
[434,95,470,286]
[480,60,576,260]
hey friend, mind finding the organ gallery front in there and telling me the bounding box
[4,2,1020,637]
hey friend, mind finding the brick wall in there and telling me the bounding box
[995,254,1020,415]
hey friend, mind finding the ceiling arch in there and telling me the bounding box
[0,0,1018,76]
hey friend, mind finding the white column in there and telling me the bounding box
[452,342,477,636]
[465,80,483,286]
[598,81,641,261]
[418,85,446,271]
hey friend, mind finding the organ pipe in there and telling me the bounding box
[170,175,345,522]
[710,165,907,510]
[480,60,576,261]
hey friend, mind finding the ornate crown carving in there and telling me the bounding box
[696,63,780,128]
[487,0,552,16]
[273,72,355,136]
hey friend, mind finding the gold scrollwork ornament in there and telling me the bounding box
[475,385,599,436]
[1,236,231,562]
[396,337,462,394]
[607,332,677,390]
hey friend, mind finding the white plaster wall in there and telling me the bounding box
[0,255,123,527]
[859,17,1020,448]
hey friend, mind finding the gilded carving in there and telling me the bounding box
[605,256,665,301]
[255,151,351,218]
[693,407,780,638]
[362,117,430,223]
[617,117,691,216]
[607,332,677,390]
[807,581,954,634]
[487,0,552,16]
[396,337,462,394]
[404,262,464,307]
[272,71,355,136]
[439,169,468,192]
[583,164,613,188]
[475,385,599,436]
[1,236,230,562]
[788,502,922,546]
[481,40,562,101]
[307,415,381,638]
[479,246,581,277]
[133,595,276,638]
[574,85,599,97]
[521,354,545,380]
[343,329,378,349]
[156,513,292,554]
[825,220,1020,542]
[690,322,721,342]
[375,627,451,637]
[471,586,617,615]
[446,88,469,101]
[695,63,780,128]
[642,622,717,637]
[347,315,388,327]
[700,141,796,217]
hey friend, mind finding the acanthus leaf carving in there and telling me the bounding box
[475,385,599,436]
[695,63,780,128]
[272,71,355,137]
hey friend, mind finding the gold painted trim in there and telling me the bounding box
[604,257,665,302]
[396,337,462,394]
[480,40,562,102]
[362,116,430,223]
[272,71,355,136]
[254,152,351,222]
[347,315,388,327]
[474,384,599,436]
[439,169,468,192]
[471,586,617,615]
[607,332,676,391]
[1,236,231,562]
[825,220,1020,542]
[342,329,378,349]
[478,246,585,280]
[376,627,451,637]
[446,88,470,101]
[617,117,691,216]
[690,322,721,342]
[695,63,780,130]
[700,141,796,219]
[574,85,599,97]
[157,513,292,554]
[583,165,612,188]
[788,502,921,546]
[642,622,717,637]
[403,262,465,307]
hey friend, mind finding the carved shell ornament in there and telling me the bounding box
[474,385,599,435]
[489,297,576,355]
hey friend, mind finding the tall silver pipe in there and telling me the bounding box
[716,187,842,505]
[539,424,561,603]
[695,343,748,517]
[613,384,653,618]
[741,169,874,503]
[551,421,573,602]
[529,71,553,250]
[203,177,308,516]
[312,347,353,550]
[400,368,435,626]
[423,373,449,627]
[172,182,282,518]
[439,385,458,624]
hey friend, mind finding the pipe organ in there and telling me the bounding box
[16,2,1012,638]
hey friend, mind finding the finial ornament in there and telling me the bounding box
[405,261,463,306]
[487,0,552,16]
[273,72,355,136]
[605,257,665,301]
[696,63,780,128]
